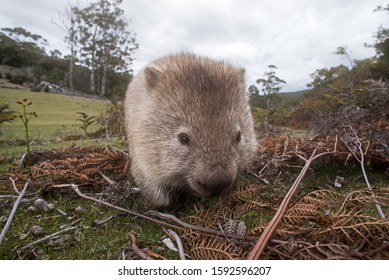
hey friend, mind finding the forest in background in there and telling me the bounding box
[249,5,388,131]
[0,0,136,100]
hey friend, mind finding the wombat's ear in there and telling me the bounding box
[144,65,161,89]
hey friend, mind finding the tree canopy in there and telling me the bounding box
[0,0,137,100]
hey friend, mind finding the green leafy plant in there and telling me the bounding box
[98,102,125,138]
[0,103,16,135]
[76,112,96,137]
[16,98,37,166]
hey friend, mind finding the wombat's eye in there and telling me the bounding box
[178,133,190,145]
[235,131,241,143]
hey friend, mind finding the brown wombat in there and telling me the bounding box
[124,53,257,209]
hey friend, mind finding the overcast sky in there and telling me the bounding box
[1,0,387,91]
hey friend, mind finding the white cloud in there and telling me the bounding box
[0,0,387,91]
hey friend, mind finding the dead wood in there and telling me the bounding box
[0,179,30,246]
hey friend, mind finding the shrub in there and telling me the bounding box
[76,112,96,137]
[98,102,125,138]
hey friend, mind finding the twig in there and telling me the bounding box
[19,152,28,169]
[9,178,20,194]
[0,179,30,246]
[341,126,386,219]
[99,171,116,185]
[0,195,20,199]
[92,215,116,226]
[70,184,182,231]
[129,232,152,260]
[17,226,77,251]
[59,218,82,229]
[167,229,186,260]
[148,211,258,241]
[247,170,269,184]
[70,184,258,241]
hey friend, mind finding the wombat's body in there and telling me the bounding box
[124,53,257,209]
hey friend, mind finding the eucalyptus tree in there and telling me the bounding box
[54,4,78,89]
[254,65,286,125]
[69,0,138,96]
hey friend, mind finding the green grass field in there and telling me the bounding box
[0,88,116,173]
[0,88,110,140]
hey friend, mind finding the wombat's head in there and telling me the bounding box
[143,54,257,198]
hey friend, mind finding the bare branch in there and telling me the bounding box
[17,226,77,252]
[70,184,258,241]
[167,229,186,260]
[0,179,30,246]
[129,232,152,260]
[9,177,20,194]
[341,126,386,219]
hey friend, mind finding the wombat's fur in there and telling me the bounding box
[124,53,257,209]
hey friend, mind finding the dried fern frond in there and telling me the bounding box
[248,185,389,259]
[263,239,389,260]
[281,190,343,225]
[222,219,247,237]
[315,218,389,243]
[188,236,242,260]
[337,188,389,214]
[28,145,129,184]
[206,183,269,218]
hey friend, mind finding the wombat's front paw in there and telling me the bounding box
[145,185,173,210]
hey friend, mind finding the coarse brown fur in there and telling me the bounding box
[124,53,257,209]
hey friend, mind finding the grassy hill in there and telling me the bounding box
[0,88,110,140]
[0,88,114,173]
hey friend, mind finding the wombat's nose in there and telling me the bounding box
[201,168,233,194]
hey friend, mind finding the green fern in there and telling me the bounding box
[76,111,96,137]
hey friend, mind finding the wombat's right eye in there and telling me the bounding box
[178,133,190,145]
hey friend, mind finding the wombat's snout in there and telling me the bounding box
[197,167,233,195]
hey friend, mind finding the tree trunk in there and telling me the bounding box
[100,63,107,97]
[69,51,74,89]
[90,69,95,95]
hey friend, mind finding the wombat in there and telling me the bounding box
[124,53,257,209]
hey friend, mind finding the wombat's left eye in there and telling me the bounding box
[178,133,190,145]
[235,131,241,143]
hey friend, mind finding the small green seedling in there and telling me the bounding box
[16,98,37,166]
[76,112,96,137]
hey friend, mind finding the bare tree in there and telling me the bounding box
[53,3,79,89]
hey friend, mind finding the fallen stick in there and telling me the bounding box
[0,179,30,246]
[17,226,77,251]
[341,126,386,219]
[70,184,183,231]
[70,184,258,241]
[167,229,186,260]
[129,232,152,260]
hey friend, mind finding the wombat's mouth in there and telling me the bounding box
[187,180,214,197]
